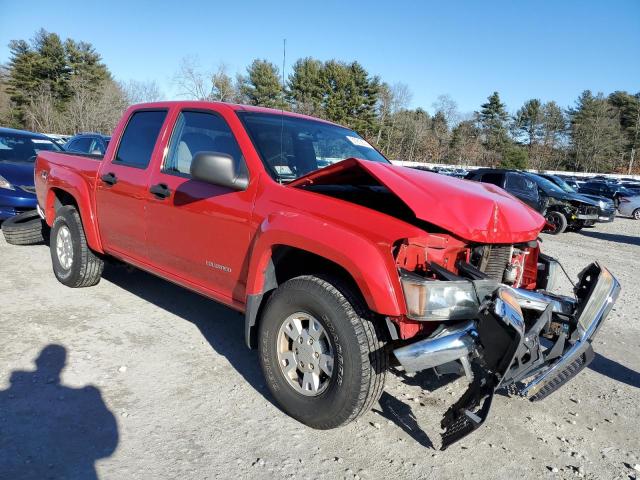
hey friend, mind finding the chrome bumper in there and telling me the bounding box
[392,262,620,449]
[519,264,620,398]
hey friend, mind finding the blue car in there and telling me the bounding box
[0,127,62,220]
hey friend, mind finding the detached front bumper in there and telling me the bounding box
[393,262,620,449]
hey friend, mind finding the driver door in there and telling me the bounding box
[145,108,256,302]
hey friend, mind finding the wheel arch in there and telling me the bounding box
[46,186,102,252]
[244,217,405,349]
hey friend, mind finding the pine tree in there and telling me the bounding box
[478,91,510,154]
[239,59,285,109]
[569,91,624,172]
[5,29,111,127]
[287,57,324,115]
[608,91,640,173]
[513,99,543,168]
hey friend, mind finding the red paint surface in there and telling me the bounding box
[35,101,546,322]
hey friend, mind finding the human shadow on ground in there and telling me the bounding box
[0,345,118,480]
[579,230,640,246]
[589,353,640,389]
[101,264,271,402]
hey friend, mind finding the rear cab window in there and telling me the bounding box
[114,110,168,169]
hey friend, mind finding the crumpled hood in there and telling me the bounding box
[289,159,546,244]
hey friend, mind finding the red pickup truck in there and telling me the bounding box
[35,101,620,448]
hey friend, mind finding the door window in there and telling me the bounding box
[114,110,167,168]
[480,172,504,187]
[90,138,106,154]
[163,110,245,177]
[506,173,536,194]
[67,137,92,153]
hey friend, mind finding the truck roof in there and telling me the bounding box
[130,101,342,127]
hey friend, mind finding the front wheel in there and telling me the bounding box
[50,206,104,287]
[258,275,387,429]
[633,208,640,220]
[544,211,568,234]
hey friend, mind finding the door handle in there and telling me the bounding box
[101,172,118,186]
[150,183,171,199]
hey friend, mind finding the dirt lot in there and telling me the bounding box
[1,217,639,480]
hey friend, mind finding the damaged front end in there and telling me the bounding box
[392,259,620,450]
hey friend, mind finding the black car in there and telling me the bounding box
[465,168,599,234]
[578,181,638,207]
[538,174,616,222]
[64,133,110,155]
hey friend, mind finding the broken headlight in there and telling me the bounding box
[400,270,479,321]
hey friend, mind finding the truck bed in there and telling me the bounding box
[34,151,104,224]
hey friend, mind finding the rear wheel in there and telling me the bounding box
[633,208,640,220]
[50,206,104,287]
[258,275,387,429]
[1,210,47,245]
[544,211,568,235]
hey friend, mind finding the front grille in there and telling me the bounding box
[478,245,512,281]
[578,205,598,216]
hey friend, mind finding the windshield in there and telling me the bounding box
[550,176,575,193]
[237,112,388,181]
[0,132,61,162]
[527,173,567,195]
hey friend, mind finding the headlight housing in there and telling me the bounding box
[0,174,14,190]
[399,270,479,321]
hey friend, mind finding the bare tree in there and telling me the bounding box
[121,79,163,105]
[432,94,460,128]
[65,76,127,134]
[173,56,213,100]
[24,84,61,133]
[211,64,237,102]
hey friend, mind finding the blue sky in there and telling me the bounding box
[1,0,638,115]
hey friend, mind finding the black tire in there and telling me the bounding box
[50,205,104,287]
[544,211,567,235]
[633,208,640,220]
[1,210,47,245]
[258,275,387,430]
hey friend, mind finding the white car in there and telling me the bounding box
[617,195,640,219]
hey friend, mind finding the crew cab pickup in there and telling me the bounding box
[35,102,620,449]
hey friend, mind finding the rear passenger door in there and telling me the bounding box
[96,109,168,260]
[145,108,256,302]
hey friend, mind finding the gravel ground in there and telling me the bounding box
[0,217,639,480]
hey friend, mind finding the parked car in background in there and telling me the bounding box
[538,174,615,222]
[465,169,599,233]
[578,181,638,208]
[64,133,111,155]
[0,127,62,220]
[617,195,640,220]
[45,133,73,148]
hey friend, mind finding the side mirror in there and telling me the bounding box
[190,152,248,191]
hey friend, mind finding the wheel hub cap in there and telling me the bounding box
[56,226,73,270]
[277,312,334,396]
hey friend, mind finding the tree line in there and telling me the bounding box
[1,29,638,174]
